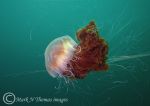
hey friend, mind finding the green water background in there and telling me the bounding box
[0,0,150,106]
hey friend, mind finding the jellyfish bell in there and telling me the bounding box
[44,35,77,78]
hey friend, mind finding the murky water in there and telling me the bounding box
[0,0,150,106]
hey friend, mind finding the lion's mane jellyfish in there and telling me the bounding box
[45,21,108,79]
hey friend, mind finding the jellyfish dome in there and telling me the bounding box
[45,21,108,79]
[45,35,77,78]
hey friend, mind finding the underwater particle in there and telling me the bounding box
[45,21,108,79]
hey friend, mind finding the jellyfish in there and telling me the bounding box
[45,21,108,79]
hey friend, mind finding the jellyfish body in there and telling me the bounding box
[45,35,77,78]
[45,21,108,79]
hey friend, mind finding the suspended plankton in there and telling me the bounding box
[45,21,108,79]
